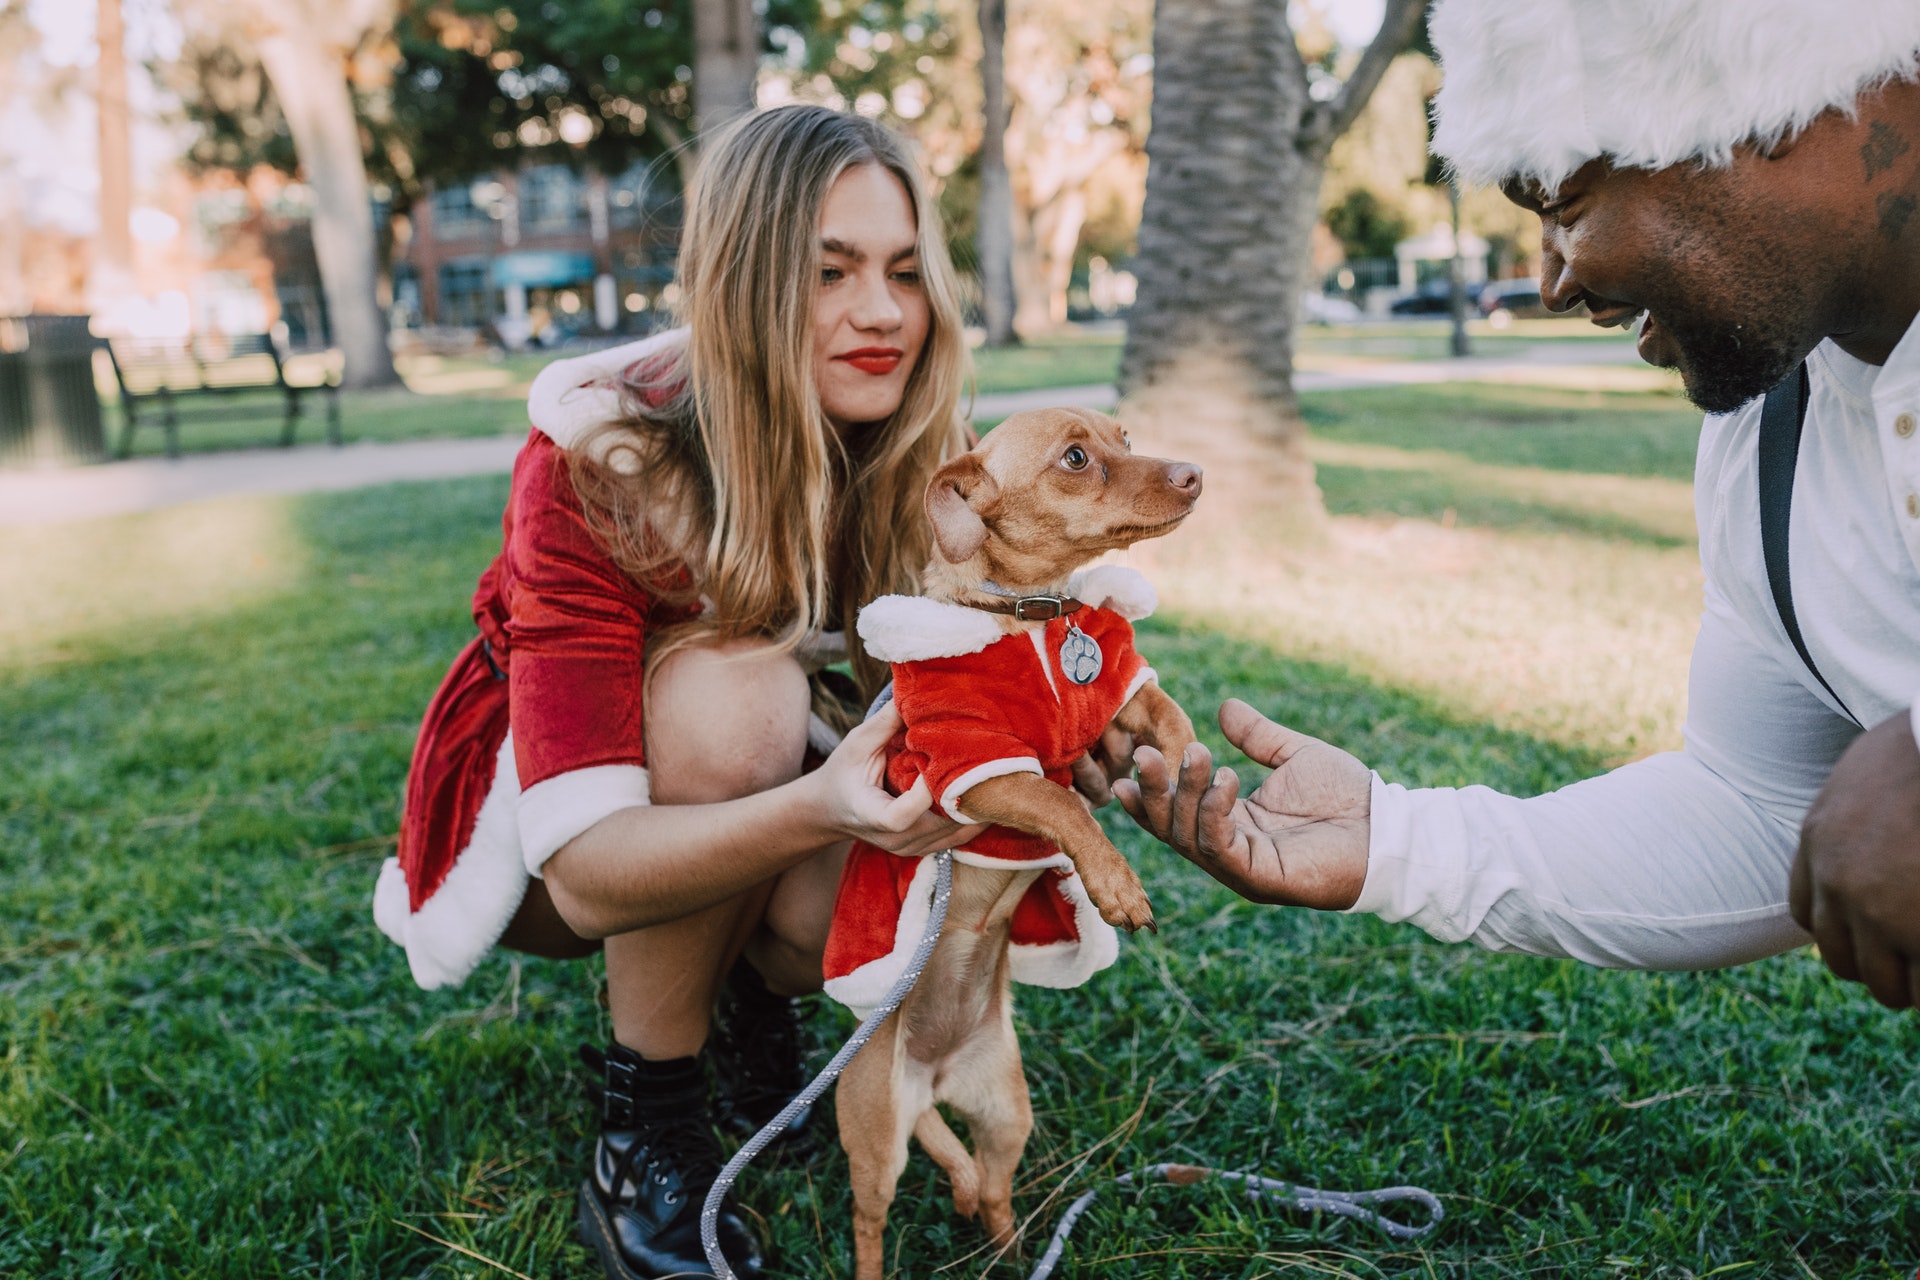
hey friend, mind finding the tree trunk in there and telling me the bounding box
[1012,188,1089,332]
[1040,187,1088,327]
[93,0,135,306]
[976,0,1019,347]
[1119,0,1420,512]
[255,32,401,389]
[694,0,759,133]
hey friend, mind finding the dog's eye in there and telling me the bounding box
[1062,446,1089,471]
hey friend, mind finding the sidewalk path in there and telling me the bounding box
[1,344,1663,528]
[0,436,525,527]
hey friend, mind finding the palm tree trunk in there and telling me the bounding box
[1119,0,1420,507]
[976,0,1019,348]
[255,31,402,389]
[694,0,759,132]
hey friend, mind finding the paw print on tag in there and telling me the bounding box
[1060,624,1104,685]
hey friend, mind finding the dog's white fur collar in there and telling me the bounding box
[1431,0,1920,189]
[859,565,1156,664]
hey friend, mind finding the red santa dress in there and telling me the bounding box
[820,565,1162,1015]
[372,332,847,990]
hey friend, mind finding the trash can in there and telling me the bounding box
[0,314,109,467]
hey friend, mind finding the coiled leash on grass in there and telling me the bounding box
[702,846,1443,1279]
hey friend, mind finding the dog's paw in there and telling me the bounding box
[1084,867,1156,933]
[982,1204,1020,1252]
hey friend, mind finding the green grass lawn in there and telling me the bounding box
[1301,383,1704,550]
[102,323,1645,458]
[107,333,1135,458]
[4,385,1917,1277]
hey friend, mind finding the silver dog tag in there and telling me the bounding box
[1060,624,1103,685]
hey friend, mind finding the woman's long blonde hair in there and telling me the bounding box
[570,105,972,702]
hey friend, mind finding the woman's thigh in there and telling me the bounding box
[641,638,847,991]
[643,636,813,805]
[498,637,818,964]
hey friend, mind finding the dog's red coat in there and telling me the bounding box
[822,606,1147,993]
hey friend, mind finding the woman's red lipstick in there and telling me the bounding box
[835,347,903,376]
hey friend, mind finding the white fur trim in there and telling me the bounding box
[376,734,532,991]
[527,329,683,452]
[1430,0,1920,189]
[941,756,1045,822]
[1067,565,1157,621]
[1027,631,1060,700]
[820,853,1120,1015]
[1007,868,1120,989]
[807,712,845,756]
[517,754,652,877]
[857,594,1006,663]
[856,572,1158,665]
[1123,665,1158,705]
[372,856,409,946]
[823,855,941,1017]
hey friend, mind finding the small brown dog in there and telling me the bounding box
[828,407,1200,1279]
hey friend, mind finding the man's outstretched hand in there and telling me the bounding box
[1791,710,1920,1010]
[1113,698,1371,910]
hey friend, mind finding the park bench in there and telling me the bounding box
[107,333,342,459]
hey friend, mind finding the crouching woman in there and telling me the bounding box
[371,105,977,1280]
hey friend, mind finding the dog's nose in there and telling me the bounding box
[1166,462,1203,495]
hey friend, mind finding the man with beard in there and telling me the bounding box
[1119,0,1920,1009]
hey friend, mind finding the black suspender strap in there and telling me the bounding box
[1756,362,1861,726]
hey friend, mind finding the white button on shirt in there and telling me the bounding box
[1351,325,1920,970]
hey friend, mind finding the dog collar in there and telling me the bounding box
[967,579,1086,622]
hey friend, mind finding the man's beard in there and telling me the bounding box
[1656,309,1805,414]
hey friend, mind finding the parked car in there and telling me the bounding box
[1387,279,1459,316]
[1300,291,1364,325]
[1478,278,1548,327]
[1477,278,1596,327]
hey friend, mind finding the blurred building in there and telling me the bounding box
[396,162,682,348]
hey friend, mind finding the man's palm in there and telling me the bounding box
[1117,699,1371,909]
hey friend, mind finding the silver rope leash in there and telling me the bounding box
[1027,1166,1442,1280]
[700,849,956,1278]
[700,844,1444,1278]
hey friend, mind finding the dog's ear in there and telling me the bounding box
[925,452,1000,564]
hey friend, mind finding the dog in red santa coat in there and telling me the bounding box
[821,406,1201,1279]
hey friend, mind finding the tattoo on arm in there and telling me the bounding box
[1863,120,1911,181]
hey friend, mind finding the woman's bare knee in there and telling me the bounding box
[645,639,811,805]
[747,841,848,993]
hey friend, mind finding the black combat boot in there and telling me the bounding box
[577,1043,765,1279]
[709,960,820,1156]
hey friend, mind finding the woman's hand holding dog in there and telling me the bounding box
[804,703,989,856]
[1115,699,1371,909]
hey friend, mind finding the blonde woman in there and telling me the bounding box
[372,106,982,1279]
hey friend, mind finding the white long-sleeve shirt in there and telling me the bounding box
[1351,323,1920,969]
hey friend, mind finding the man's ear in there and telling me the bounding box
[925,452,1000,564]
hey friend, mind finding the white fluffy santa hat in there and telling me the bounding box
[1429,0,1920,190]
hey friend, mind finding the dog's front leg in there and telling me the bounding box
[1112,681,1197,766]
[958,774,1154,932]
